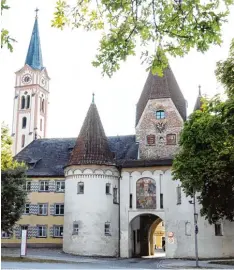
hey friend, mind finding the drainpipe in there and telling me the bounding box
[117,165,122,258]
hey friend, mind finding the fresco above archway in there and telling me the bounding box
[136,178,156,209]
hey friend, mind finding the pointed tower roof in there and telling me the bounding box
[25,10,43,70]
[193,85,202,111]
[68,95,115,166]
[136,66,187,126]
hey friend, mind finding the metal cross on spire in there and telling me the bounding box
[92,93,95,104]
[35,8,39,18]
[198,85,201,96]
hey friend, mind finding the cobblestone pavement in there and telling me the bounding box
[1,248,234,269]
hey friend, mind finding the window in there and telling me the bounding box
[2,231,11,238]
[166,134,176,145]
[21,135,25,148]
[215,223,223,236]
[161,221,164,227]
[156,110,165,119]
[177,186,182,204]
[37,225,47,238]
[21,96,26,109]
[21,225,28,231]
[55,204,64,215]
[55,181,65,192]
[42,99,45,113]
[40,119,42,131]
[130,194,132,208]
[22,117,27,128]
[53,225,63,237]
[38,204,48,215]
[160,193,163,209]
[26,95,30,109]
[113,187,118,203]
[106,183,111,194]
[105,222,111,236]
[146,134,155,145]
[39,181,49,191]
[73,223,79,235]
[185,221,191,236]
[24,203,30,214]
[77,182,84,194]
[25,181,31,191]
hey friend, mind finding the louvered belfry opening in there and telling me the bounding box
[68,102,114,166]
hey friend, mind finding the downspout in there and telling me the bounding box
[117,164,122,258]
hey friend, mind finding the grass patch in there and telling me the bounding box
[1,256,76,264]
[209,261,234,266]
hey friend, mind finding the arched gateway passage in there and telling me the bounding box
[129,213,165,257]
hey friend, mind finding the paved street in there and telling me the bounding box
[1,248,234,269]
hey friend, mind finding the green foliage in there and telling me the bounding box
[52,0,233,77]
[1,124,27,233]
[172,41,234,224]
[1,0,16,52]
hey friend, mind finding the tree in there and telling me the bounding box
[52,0,234,77]
[1,0,16,52]
[172,39,234,224]
[1,124,27,233]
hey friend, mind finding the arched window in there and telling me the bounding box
[40,119,42,131]
[136,178,156,209]
[21,96,26,109]
[166,134,176,145]
[26,95,30,109]
[156,110,165,119]
[22,117,27,128]
[21,135,25,148]
[42,99,45,113]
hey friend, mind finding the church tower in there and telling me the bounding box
[135,67,187,160]
[12,10,50,156]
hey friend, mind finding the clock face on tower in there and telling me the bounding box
[41,77,46,87]
[22,74,32,84]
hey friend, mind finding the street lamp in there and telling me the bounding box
[189,190,199,268]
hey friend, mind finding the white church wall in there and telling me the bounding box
[63,166,120,257]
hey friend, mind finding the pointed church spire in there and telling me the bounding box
[194,85,203,111]
[68,99,114,166]
[25,9,43,70]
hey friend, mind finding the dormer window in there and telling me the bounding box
[156,110,165,119]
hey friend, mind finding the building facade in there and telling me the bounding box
[2,13,234,259]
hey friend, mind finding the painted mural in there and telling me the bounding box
[136,178,156,209]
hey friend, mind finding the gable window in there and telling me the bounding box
[215,223,223,236]
[53,225,63,238]
[106,183,111,194]
[39,181,49,192]
[156,110,165,119]
[25,181,31,191]
[26,95,30,109]
[37,225,47,238]
[22,117,27,129]
[21,96,26,109]
[176,186,182,204]
[77,182,84,194]
[21,135,25,148]
[38,204,48,215]
[24,203,30,214]
[55,204,64,215]
[73,222,79,235]
[55,181,65,192]
[105,222,111,236]
[113,187,118,203]
[146,135,155,145]
[166,134,176,145]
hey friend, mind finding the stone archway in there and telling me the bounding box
[129,213,164,257]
